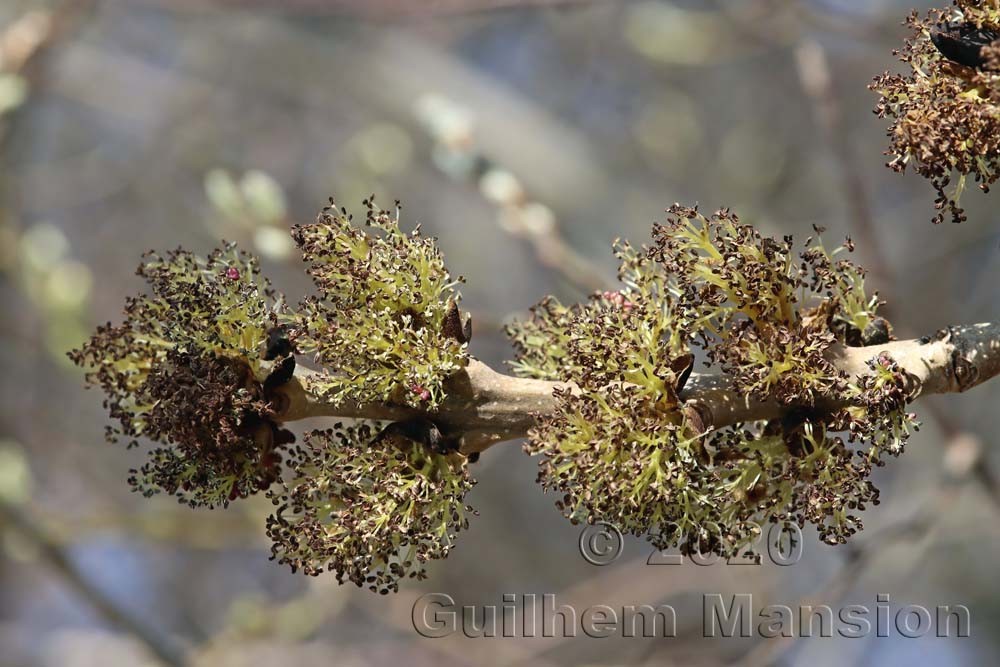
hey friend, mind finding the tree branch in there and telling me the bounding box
[273,322,1000,453]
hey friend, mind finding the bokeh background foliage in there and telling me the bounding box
[1,1,999,665]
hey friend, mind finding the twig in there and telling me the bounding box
[274,322,1000,453]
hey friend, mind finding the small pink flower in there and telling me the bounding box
[410,383,431,402]
[602,290,633,311]
[225,267,240,281]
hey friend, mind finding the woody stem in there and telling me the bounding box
[273,322,1000,454]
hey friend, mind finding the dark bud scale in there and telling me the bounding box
[931,22,1000,69]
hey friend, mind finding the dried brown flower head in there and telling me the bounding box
[871,2,1000,223]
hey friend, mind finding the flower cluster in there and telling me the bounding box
[291,198,470,409]
[870,1,1000,223]
[71,194,923,586]
[652,206,884,404]
[843,351,920,457]
[68,244,290,507]
[72,200,477,587]
[507,238,693,393]
[266,422,476,593]
[508,205,917,557]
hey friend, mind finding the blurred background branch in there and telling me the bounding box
[136,0,621,20]
[0,497,186,666]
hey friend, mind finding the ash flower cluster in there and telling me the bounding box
[68,244,288,507]
[71,201,478,587]
[507,205,918,557]
[507,237,691,393]
[266,423,476,593]
[71,196,923,589]
[870,1,1000,223]
[291,198,470,409]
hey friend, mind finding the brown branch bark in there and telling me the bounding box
[273,322,1000,453]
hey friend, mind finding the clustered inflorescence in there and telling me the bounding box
[871,1,1000,223]
[506,205,918,558]
[71,199,477,591]
[73,197,924,583]
[65,1,999,594]
[68,244,289,507]
[266,423,475,594]
[292,199,470,410]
